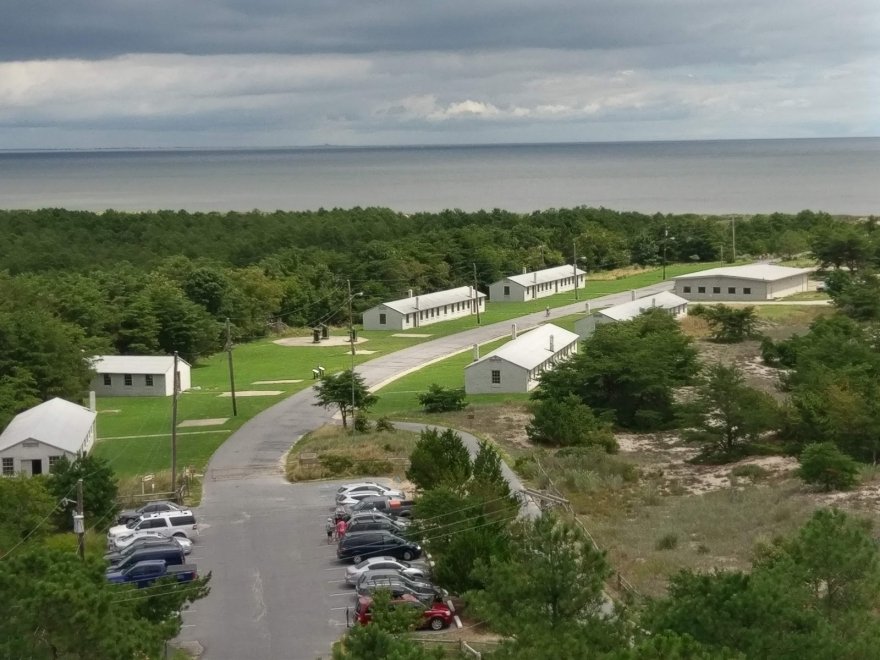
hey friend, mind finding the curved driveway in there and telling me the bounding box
[176,282,671,659]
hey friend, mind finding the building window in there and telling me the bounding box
[379,313,386,325]
[103,374,111,386]
[405,314,410,323]
[743,287,752,295]
[491,370,501,384]
[443,305,447,314]
[728,287,736,294]
[1,458,12,475]
[48,455,61,470]
[698,286,706,294]
[712,287,721,294]
[124,374,133,386]
[145,374,154,387]
[683,286,691,293]
[504,285,510,296]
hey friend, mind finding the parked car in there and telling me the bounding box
[107,511,198,544]
[106,544,186,574]
[351,594,453,631]
[116,500,184,525]
[345,556,428,586]
[344,497,415,520]
[337,531,422,563]
[105,537,191,566]
[336,482,405,502]
[356,571,446,605]
[337,490,401,507]
[346,512,409,536]
[109,530,193,553]
[106,560,198,588]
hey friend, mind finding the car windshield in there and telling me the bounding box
[125,519,139,529]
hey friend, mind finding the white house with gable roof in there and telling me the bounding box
[489,265,587,302]
[575,291,689,339]
[90,355,192,397]
[362,286,486,331]
[672,264,814,301]
[0,398,96,477]
[465,323,580,394]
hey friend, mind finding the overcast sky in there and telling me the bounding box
[1,1,877,149]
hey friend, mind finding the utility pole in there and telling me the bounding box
[75,478,84,560]
[720,243,725,263]
[225,318,237,416]
[171,351,179,493]
[347,280,356,432]
[731,216,737,262]
[662,224,669,280]
[572,240,579,301]
[472,263,481,325]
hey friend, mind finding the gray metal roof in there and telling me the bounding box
[502,264,587,287]
[91,355,191,374]
[0,397,96,454]
[468,323,580,371]
[598,291,689,321]
[672,264,814,282]
[371,286,486,315]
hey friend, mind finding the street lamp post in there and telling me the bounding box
[662,225,668,280]
[346,282,364,432]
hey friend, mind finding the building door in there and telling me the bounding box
[30,459,43,476]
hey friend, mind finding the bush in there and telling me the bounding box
[354,413,372,433]
[417,384,469,413]
[319,454,354,475]
[656,533,679,550]
[526,395,617,450]
[730,464,769,480]
[375,417,395,433]
[798,442,860,491]
[354,459,394,474]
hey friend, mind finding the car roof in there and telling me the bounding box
[358,593,421,607]
[142,510,194,519]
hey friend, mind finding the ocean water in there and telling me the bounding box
[0,138,877,215]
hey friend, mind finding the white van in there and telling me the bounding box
[107,510,198,546]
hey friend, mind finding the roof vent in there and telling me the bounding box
[549,334,555,352]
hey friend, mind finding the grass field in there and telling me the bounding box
[92,261,721,479]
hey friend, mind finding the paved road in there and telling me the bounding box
[177,282,671,659]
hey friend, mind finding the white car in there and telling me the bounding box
[345,556,428,586]
[336,483,405,505]
[107,510,199,543]
[111,530,193,554]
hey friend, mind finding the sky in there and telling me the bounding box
[0,1,877,149]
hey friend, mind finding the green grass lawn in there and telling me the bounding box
[94,261,721,479]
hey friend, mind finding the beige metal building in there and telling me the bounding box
[464,323,579,394]
[672,264,813,301]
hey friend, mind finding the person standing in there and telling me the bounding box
[325,517,335,543]
[335,517,348,541]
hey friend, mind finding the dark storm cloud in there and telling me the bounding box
[1,0,875,67]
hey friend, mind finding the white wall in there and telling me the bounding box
[90,365,191,397]
[675,277,771,301]
[0,440,77,476]
[362,306,408,331]
[491,274,585,303]
[465,359,530,394]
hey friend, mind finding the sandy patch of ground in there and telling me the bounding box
[273,336,368,347]
[178,418,228,428]
[393,333,433,338]
[616,432,798,495]
[350,349,377,355]
[99,409,121,414]
[218,390,282,397]
[252,379,303,385]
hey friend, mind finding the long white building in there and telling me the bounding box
[575,291,689,339]
[362,286,486,331]
[672,264,814,301]
[489,265,586,302]
[465,323,579,394]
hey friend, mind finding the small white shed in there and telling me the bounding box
[465,324,580,394]
[575,291,689,339]
[0,398,96,477]
[90,355,192,397]
[362,286,486,331]
[672,264,814,301]
[489,265,587,302]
